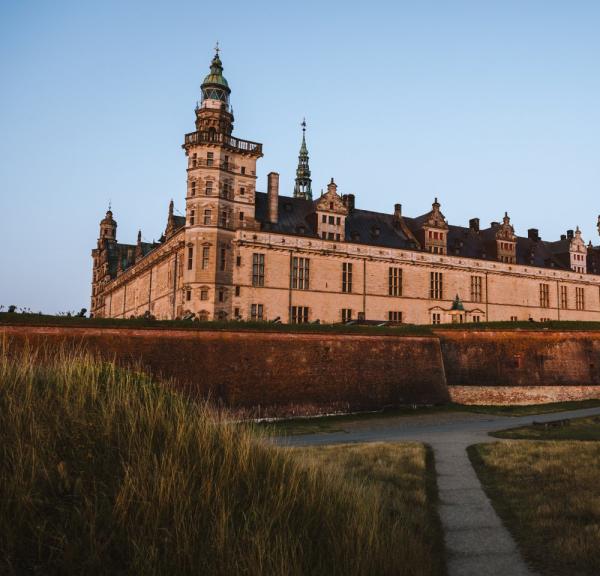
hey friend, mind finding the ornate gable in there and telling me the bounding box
[315,178,348,241]
[495,212,517,263]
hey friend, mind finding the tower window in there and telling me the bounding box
[192,153,197,168]
[187,247,194,270]
[220,248,226,271]
[239,211,244,221]
[189,209,195,226]
[206,152,214,166]
[202,247,210,269]
[200,289,208,300]
[218,289,224,302]
[204,209,212,225]
[191,181,196,196]
[240,187,245,195]
[220,210,228,227]
[186,289,191,301]
[205,181,213,196]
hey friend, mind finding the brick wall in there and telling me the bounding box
[0,325,449,417]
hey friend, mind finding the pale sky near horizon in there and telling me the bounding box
[1,0,599,313]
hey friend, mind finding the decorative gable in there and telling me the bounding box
[495,212,517,263]
[315,178,348,241]
[569,227,587,273]
[419,198,449,255]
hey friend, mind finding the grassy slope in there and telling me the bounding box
[493,415,600,440]
[0,345,444,576]
[470,442,600,576]
[297,443,446,576]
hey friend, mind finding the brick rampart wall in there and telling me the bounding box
[0,326,448,417]
[3,325,600,413]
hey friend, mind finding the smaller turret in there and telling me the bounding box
[294,119,313,200]
[98,208,117,245]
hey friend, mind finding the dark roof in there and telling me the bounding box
[173,215,186,230]
[254,193,590,273]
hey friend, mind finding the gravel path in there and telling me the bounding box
[278,406,600,576]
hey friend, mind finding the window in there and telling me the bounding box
[328,232,334,240]
[389,267,402,296]
[252,253,265,287]
[239,211,244,221]
[470,276,483,302]
[290,306,309,324]
[206,152,214,166]
[200,289,208,301]
[203,209,211,225]
[576,287,585,310]
[341,308,353,322]
[186,289,191,301]
[560,285,568,309]
[432,313,441,325]
[192,153,197,168]
[251,304,264,321]
[205,181,213,196]
[291,257,310,290]
[472,315,481,323]
[336,217,341,225]
[539,283,550,308]
[187,246,193,270]
[322,215,326,223]
[336,233,340,241]
[189,209,195,226]
[219,248,226,271]
[430,272,443,300]
[388,311,402,323]
[240,186,245,195]
[234,307,240,318]
[241,166,246,175]
[342,262,353,293]
[218,289,224,303]
[220,210,228,227]
[328,216,335,225]
[202,247,210,270]
[510,316,518,322]
[236,255,241,267]
[191,181,196,196]
[235,285,240,296]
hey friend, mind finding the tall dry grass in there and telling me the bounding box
[0,342,441,575]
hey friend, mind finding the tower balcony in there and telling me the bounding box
[183,131,263,156]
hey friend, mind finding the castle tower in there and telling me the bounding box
[91,208,118,317]
[181,46,263,321]
[293,119,313,200]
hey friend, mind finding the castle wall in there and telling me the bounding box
[3,324,600,414]
[1,325,449,417]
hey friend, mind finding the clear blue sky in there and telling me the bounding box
[1,0,599,313]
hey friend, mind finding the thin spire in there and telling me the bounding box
[214,41,220,55]
[294,118,312,200]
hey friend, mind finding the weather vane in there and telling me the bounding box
[215,41,220,55]
[301,117,307,132]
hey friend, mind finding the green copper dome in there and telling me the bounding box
[202,52,230,90]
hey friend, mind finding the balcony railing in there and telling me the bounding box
[183,131,263,155]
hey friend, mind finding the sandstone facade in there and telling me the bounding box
[91,50,600,324]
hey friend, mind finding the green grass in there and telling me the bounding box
[264,400,600,436]
[4,312,600,335]
[493,415,600,440]
[0,343,444,575]
[470,442,600,576]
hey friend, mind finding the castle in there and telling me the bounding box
[91,49,600,324]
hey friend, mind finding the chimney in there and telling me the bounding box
[561,234,566,241]
[346,194,355,211]
[267,172,279,224]
[394,203,402,222]
[567,229,574,240]
[528,228,539,241]
[469,218,480,233]
[491,221,500,229]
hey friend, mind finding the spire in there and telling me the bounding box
[294,118,313,200]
